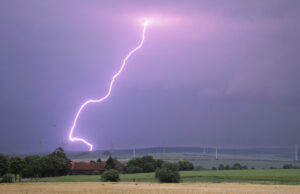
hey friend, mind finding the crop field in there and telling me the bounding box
[25,169,300,185]
[1,182,300,194]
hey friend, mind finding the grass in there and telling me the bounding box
[180,169,300,184]
[25,169,300,185]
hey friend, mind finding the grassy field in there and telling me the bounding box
[25,169,300,185]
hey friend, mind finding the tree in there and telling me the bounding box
[155,162,180,183]
[90,160,96,163]
[141,155,155,164]
[142,162,155,172]
[218,164,225,170]
[232,163,242,170]
[128,158,142,169]
[127,156,163,173]
[101,169,120,182]
[9,157,26,182]
[102,151,111,157]
[97,158,102,162]
[178,160,194,171]
[105,156,115,170]
[23,155,42,178]
[225,164,231,170]
[155,159,164,169]
[40,147,71,177]
[211,167,217,170]
[283,164,297,169]
[0,154,9,176]
[140,156,156,172]
[126,166,143,173]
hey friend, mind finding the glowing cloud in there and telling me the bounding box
[68,21,149,151]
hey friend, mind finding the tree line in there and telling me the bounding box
[212,163,248,170]
[125,156,194,174]
[99,156,194,183]
[0,147,70,182]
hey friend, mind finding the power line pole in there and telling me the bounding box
[296,144,298,162]
[162,140,166,154]
[110,141,114,156]
[133,142,136,159]
[215,146,218,160]
[39,138,43,155]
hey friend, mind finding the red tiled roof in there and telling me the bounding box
[113,159,123,168]
[70,162,106,171]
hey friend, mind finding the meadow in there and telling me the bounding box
[26,169,300,185]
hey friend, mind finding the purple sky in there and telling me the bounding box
[0,0,300,153]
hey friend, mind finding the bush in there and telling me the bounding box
[127,166,143,174]
[93,170,100,175]
[178,160,194,171]
[1,173,13,183]
[232,163,242,170]
[155,162,180,183]
[218,164,225,170]
[225,164,231,170]
[195,165,204,170]
[101,169,120,182]
[127,156,163,173]
[283,164,299,169]
[142,163,155,172]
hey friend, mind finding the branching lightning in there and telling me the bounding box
[68,21,150,151]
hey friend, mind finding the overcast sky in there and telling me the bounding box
[0,0,300,154]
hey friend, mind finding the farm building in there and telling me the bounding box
[70,161,106,175]
[70,159,126,175]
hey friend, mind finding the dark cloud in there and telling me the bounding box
[0,0,299,153]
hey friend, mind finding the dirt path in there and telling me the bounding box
[1,182,300,194]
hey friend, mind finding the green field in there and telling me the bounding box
[26,169,300,185]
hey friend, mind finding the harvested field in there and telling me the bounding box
[1,182,300,194]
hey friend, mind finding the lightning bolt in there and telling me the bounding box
[68,21,150,151]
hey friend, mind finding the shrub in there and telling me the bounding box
[225,164,231,170]
[142,162,155,172]
[93,170,100,175]
[101,169,120,182]
[195,165,204,170]
[178,160,194,171]
[232,163,242,170]
[218,164,225,170]
[283,164,298,169]
[155,162,180,183]
[127,166,143,174]
[127,156,163,173]
[1,173,13,183]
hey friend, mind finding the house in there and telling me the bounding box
[113,159,127,169]
[70,161,106,175]
[70,159,126,175]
